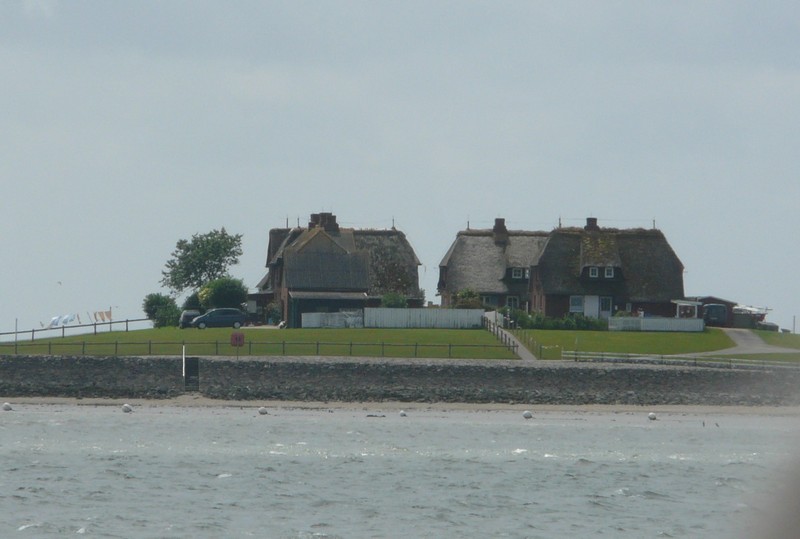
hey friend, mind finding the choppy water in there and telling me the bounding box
[1,403,797,538]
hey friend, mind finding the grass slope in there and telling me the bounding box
[2,327,518,360]
[516,328,735,356]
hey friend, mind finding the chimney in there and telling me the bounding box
[493,218,509,245]
[319,212,339,233]
[308,213,321,228]
[584,217,600,231]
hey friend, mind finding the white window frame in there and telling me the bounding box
[511,268,524,279]
[589,267,599,278]
[506,296,519,310]
[605,266,614,278]
[569,295,584,313]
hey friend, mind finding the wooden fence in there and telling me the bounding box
[0,339,517,359]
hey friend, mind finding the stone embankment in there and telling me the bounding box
[2,354,799,406]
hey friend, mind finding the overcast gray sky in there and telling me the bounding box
[2,1,798,334]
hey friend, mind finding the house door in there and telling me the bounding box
[600,297,613,319]
[584,296,600,318]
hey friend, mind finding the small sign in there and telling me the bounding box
[231,332,245,347]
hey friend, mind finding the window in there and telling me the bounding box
[589,267,599,278]
[605,266,615,278]
[511,268,524,279]
[600,297,612,312]
[569,295,584,313]
[506,296,519,310]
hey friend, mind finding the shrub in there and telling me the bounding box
[154,303,181,328]
[142,293,177,321]
[381,292,407,308]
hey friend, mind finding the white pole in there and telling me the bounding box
[182,345,186,378]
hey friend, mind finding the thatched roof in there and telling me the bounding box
[537,227,684,301]
[260,216,421,297]
[438,229,549,294]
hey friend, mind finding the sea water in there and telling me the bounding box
[1,404,798,538]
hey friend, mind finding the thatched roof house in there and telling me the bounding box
[438,218,549,310]
[531,218,685,318]
[256,213,421,327]
[439,217,685,319]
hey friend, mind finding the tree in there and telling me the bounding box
[142,293,176,320]
[142,293,180,328]
[161,228,243,294]
[199,277,248,310]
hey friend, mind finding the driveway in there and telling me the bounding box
[702,328,798,356]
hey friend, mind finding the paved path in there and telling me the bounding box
[496,327,538,361]
[700,328,798,356]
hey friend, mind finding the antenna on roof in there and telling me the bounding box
[558,216,562,228]
[653,219,656,229]
[285,216,289,228]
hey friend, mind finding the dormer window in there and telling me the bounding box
[512,268,527,279]
[605,266,615,278]
[589,267,599,278]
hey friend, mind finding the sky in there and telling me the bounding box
[1,1,798,336]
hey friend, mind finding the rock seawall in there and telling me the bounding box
[2,355,799,406]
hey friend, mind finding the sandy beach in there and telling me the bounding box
[5,394,800,417]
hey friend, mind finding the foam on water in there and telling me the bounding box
[0,404,797,538]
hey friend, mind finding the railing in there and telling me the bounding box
[483,316,520,356]
[0,318,151,342]
[562,350,800,370]
[0,339,515,360]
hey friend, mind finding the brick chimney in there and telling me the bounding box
[493,218,509,245]
[309,212,339,233]
[584,217,600,231]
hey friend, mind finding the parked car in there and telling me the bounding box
[179,309,201,329]
[190,308,246,329]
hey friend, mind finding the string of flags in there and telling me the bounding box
[41,310,113,329]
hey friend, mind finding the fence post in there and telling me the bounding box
[282,340,285,355]
[149,340,152,355]
[82,341,86,355]
[448,343,452,358]
[215,341,219,355]
[316,341,320,355]
[126,320,129,332]
[62,326,65,338]
[48,341,52,355]
[414,343,418,357]
[115,341,118,356]
[381,342,385,357]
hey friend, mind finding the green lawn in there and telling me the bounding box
[1,327,518,360]
[757,330,800,350]
[515,328,735,357]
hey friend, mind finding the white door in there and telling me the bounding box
[584,295,600,318]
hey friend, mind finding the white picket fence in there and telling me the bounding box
[365,308,484,329]
[608,317,705,332]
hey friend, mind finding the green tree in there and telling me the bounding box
[161,228,243,294]
[199,277,248,310]
[182,291,203,312]
[142,293,181,328]
[142,293,176,320]
[154,302,182,328]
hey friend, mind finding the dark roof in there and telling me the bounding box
[439,229,549,294]
[284,251,370,291]
[259,218,421,297]
[538,227,684,301]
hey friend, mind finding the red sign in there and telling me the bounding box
[230,332,245,347]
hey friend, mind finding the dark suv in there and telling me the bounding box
[190,308,246,329]
[179,310,201,329]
